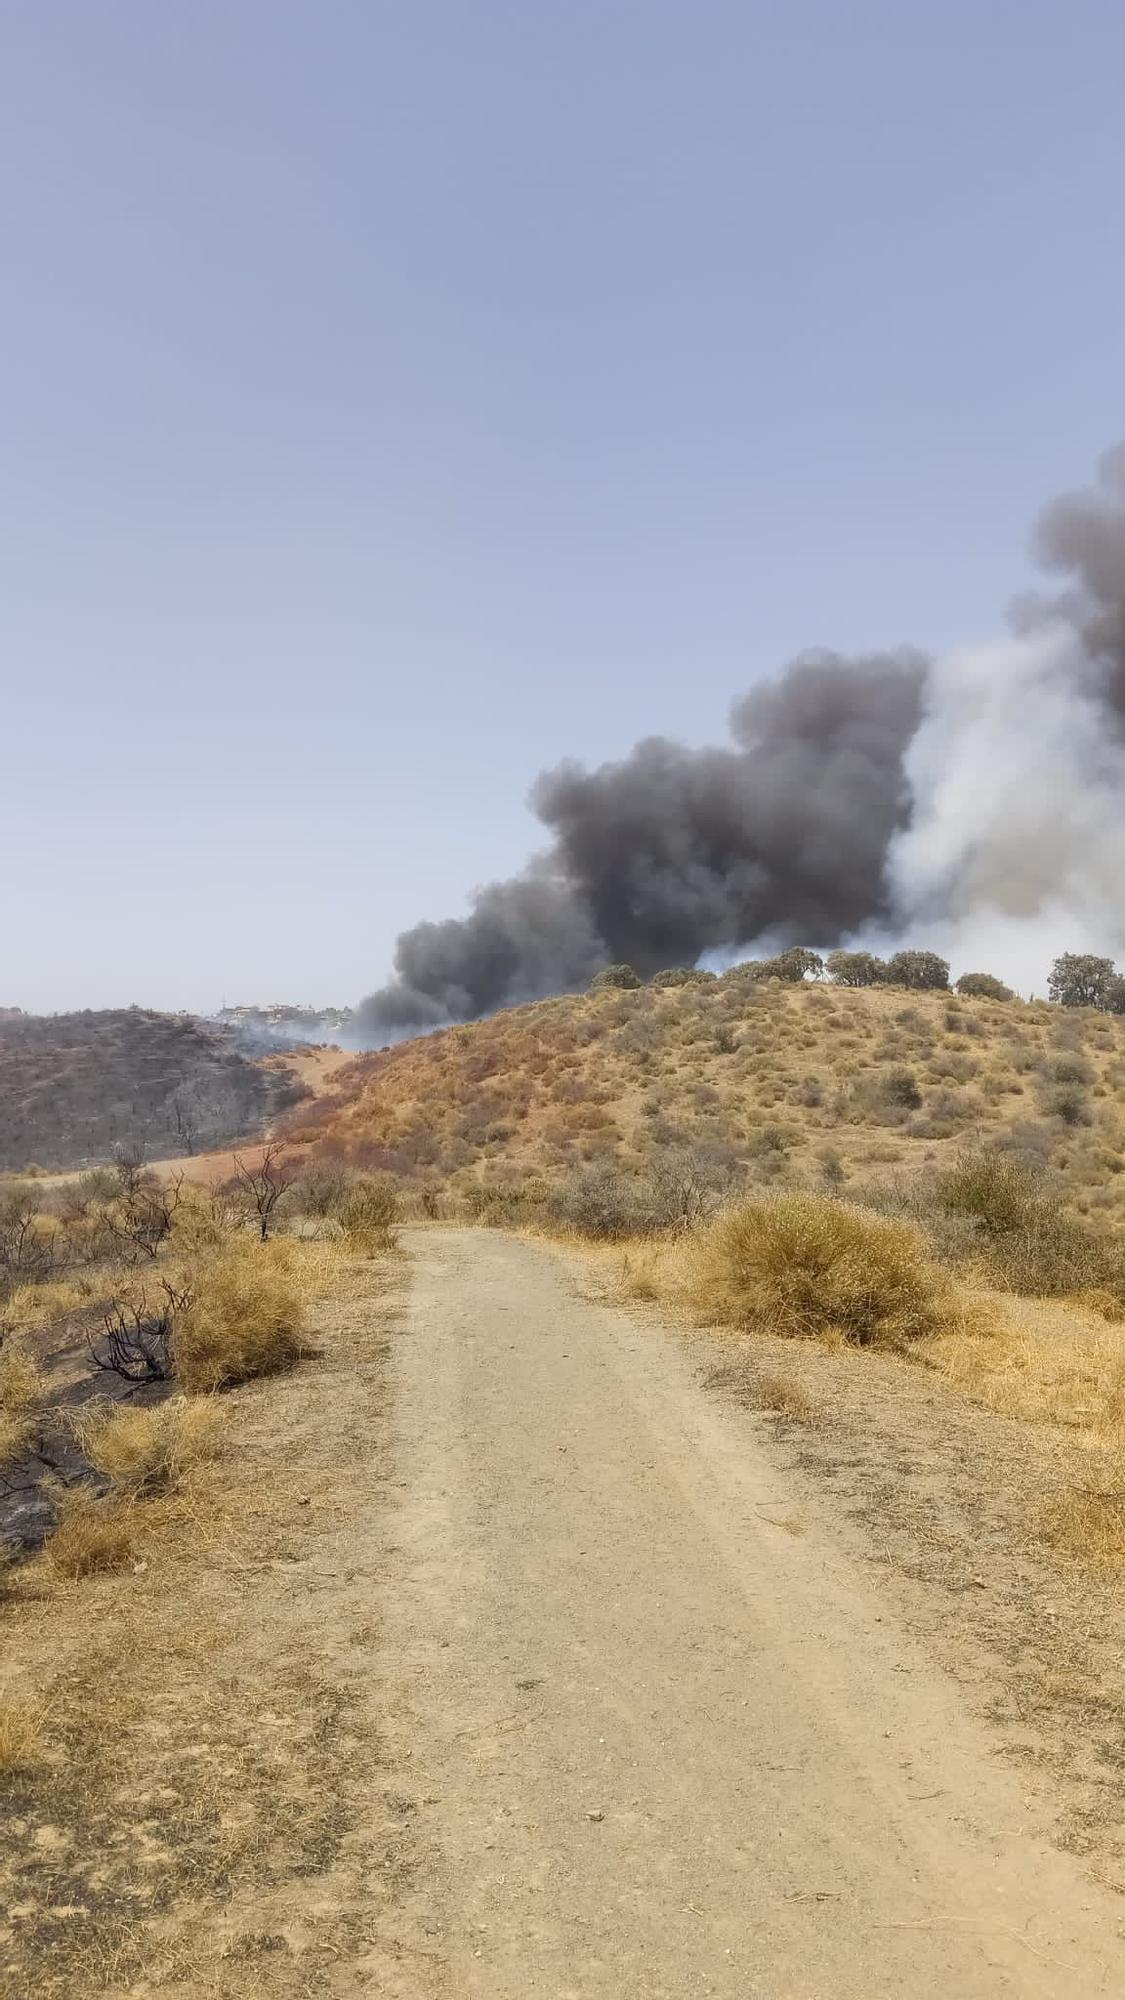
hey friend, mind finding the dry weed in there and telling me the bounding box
[46,1491,137,1577]
[0,1339,42,1463]
[1,1277,91,1333]
[925,1297,1125,1438]
[687,1192,945,1349]
[73,1394,223,1495]
[756,1369,819,1419]
[1042,1483,1125,1567]
[0,1694,48,1771]
[173,1240,310,1392]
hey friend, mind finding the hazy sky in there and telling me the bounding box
[4,0,1124,1014]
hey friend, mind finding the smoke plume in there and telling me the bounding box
[359,444,1125,1037]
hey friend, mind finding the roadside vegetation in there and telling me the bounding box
[0,1143,401,1994]
[0,1150,398,1563]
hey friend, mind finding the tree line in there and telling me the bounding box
[589,948,1125,1009]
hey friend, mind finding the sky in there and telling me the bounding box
[3,0,1124,1015]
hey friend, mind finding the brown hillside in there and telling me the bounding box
[0,1009,307,1171]
[281,973,1125,1225]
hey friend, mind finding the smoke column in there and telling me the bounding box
[358,444,1125,1037]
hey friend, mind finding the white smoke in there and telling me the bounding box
[886,614,1125,987]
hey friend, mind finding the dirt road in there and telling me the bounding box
[383,1229,1125,1998]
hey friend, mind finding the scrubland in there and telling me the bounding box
[289,973,1125,1227]
[287,970,1125,1571]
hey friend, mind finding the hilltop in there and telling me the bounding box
[0,1008,310,1171]
[280,968,1125,1229]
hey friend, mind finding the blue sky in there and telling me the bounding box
[3,0,1123,1013]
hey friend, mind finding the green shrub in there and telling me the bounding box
[825,950,885,987]
[589,964,642,991]
[884,950,951,991]
[548,1164,653,1239]
[1049,953,1116,1009]
[955,973,1014,1001]
[882,1066,923,1109]
[650,966,713,988]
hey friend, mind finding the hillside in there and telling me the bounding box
[0,1008,308,1171]
[282,970,1125,1228]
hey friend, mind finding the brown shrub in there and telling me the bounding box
[172,1244,307,1392]
[338,1173,398,1252]
[689,1193,945,1349]
[46,1492,137,1577]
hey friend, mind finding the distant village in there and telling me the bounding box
[215,1002,354,1046]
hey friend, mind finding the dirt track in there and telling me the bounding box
[382,1229,1125,1997]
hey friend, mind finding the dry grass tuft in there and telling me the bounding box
[173,1241,308,1392]
[73,1394,223,1495]
[1,1277,91,1333]
[46,1490,137,1577]
[1042,1483,1125,1567]
[688,1192,945,1349]
[0,1339,42,1464]
[0,1694,48,1771]
[755,1369,819,1419]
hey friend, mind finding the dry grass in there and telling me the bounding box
[0,1338,42,1463]
[0,1694,47,1772]
[173,1240,309,1392]
[1042,1482,1125,1567]
[924,1296,1125,1439]
[755,1368,819,1419]
[46,1491,137,1577]
[1,1277,91,1333]
[685,1192,947,1349]
[73,1394,223,1495]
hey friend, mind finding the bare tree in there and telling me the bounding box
[0,1192,56,1280]
[104,1163,185,1263]
[232,1144,294,1241]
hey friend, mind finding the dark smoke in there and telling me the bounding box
[534,651,927,971]
[359,649,927,1036]
[364,870,602,1031]
[358,444,1125,1040]
[1030,442,1125,711]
